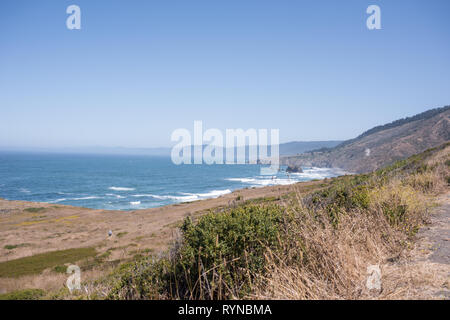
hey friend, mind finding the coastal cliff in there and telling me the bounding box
[282,106,450,173]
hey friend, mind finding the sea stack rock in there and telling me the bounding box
[286,165,303,173]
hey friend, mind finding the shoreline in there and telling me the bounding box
[0,179,329,264]
[0,167,346,211]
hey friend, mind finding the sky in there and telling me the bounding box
[0,0,449,148]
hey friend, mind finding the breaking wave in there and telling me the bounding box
[108,186,135,191]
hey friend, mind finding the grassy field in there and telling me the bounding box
[0,288,46,300]
[0,247,97,278]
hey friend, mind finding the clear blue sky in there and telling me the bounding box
[1,0,449,148]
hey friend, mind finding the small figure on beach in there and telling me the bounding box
[108,230,112,237]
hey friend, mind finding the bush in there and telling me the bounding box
[108,258,170,300]
[305,175,371,225]
[53,265,67,273]
[108,204,289,299]
[177,205,288,298]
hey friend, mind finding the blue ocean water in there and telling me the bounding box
[0,152,345,210]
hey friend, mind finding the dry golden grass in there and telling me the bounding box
[250,202,397,299]
[0,264,116,296]
[250,145,449,300]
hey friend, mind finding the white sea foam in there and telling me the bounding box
[227,178,256,183]
[131,189,231,203]
[132,194,191,201]
[226,177,296,187]
[174,189,232,201]
[194,189,232,198]
[291,167,348,180]
[132,194,199,202]
[106,193,125,199]
[130,201,141,205]
[169,195,199,201]
[108,186,135,191]
[71,196,100,200]
[51,196,100,202]
[226,167,347,188]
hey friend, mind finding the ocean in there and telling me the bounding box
[0,152,345,210]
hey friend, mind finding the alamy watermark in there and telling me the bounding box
[65,5,381,31]
[171,121,280,175]
[66,265,81,293]
[366,5,381,30]
[66,5,81,30]
[366,265,382,291]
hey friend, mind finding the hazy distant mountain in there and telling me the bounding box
[282,106,450,173]
[0,146,172,156]
[0,141,341,157]
[279,141,342,155]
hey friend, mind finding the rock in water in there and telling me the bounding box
[286,165,303,173]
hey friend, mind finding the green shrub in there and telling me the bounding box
[306,175,372,226]
[107,257,170,300]
[350,186,370,209]
[177,205,287,297]
[381,202,407,227]
[53,265,67,273]
[109,204,289,299]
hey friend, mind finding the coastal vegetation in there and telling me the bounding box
[0,247,97,278]
[0,288,45,300]
[0,143,448,299]
[23,207,47,213]
[88,142,448,300]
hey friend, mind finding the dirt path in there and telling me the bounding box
[382,192,450,299]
